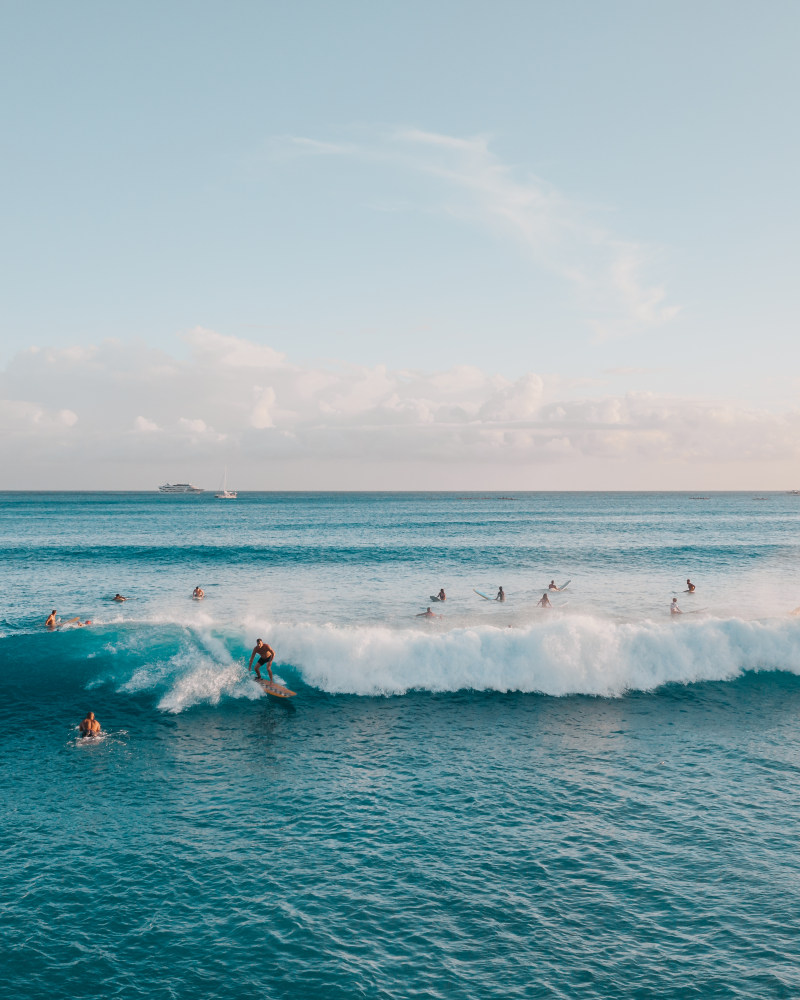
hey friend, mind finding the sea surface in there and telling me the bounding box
[3,491,800,999]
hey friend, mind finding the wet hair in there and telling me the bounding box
[256,638,262,643]
[51,610,56,614]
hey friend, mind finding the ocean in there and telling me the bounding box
[3,491,800,999]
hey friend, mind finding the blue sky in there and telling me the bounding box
[2,1,799,487]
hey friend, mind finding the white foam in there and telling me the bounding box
[269,616,800,697]
[102,614,800,710]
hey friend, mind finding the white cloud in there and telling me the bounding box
[0,399,78,431]
[134,416,159,432]
[1,331,799,488]
[276,128,678,337]
[178,417,208,434]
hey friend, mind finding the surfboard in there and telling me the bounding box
[473,589,494,600]
[429,595,444,602]
[256,678,296,698]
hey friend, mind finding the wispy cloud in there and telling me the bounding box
[273,128,679,337]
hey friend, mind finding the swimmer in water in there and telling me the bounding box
[671,598,682,615]
[249,638,275,681]
[417,607,440,619]
[79,712,101,737]
[46,610,58,629]
[113,594,127,602]
[686,579,696,593]
[536,593,552,608]
[549,580,559,591]
[192,586,205,600]
[495,587,505,602]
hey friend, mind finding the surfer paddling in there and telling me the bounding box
[671,598,682,615]
[113,594,128,602]
[79,712,101,737]
[46,611,85,628]
[249,638,275,681]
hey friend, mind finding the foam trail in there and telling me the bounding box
[117,626,261,712]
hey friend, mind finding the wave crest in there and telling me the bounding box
[272,616,800,698]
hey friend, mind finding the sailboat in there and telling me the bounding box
[215,467,237,500]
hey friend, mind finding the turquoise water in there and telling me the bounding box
[3,492,800,998]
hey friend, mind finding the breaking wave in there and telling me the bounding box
[6,613,800,712]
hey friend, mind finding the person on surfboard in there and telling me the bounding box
[192,586,205,600]
[417,607,441,619]
[686,579,696,593]
[671,598,682,615]
[437,589,446,602]
[549,580,559,591]
[495,587,505,602]
[249,638,275,681]
[79,712,101,737]
[46,610,58,628]
[536,593,552,608]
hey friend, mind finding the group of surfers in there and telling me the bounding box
[68,577,702,736]
[418,578,698,619]
[417,580,569,618]
[46,586,209,630]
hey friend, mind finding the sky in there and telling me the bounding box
[2,0,799,489]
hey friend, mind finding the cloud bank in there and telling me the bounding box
[2,329,798,489]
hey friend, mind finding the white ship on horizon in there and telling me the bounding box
[158,483,204,494]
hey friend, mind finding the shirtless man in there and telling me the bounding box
[46,610,58,629]
[192,586,205,600]
[549,580,559,591]
[671,598,682,615]
[249,638,275,681]
[417,607,440,619]
[437,589,446,602]
[536,593,552,608]
[495,587,506,602]
[113,594,127,602]
[79,712,101,737]
[686,579,696,593]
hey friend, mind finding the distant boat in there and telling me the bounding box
[215,468,237,500]
[158,483,204,494]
